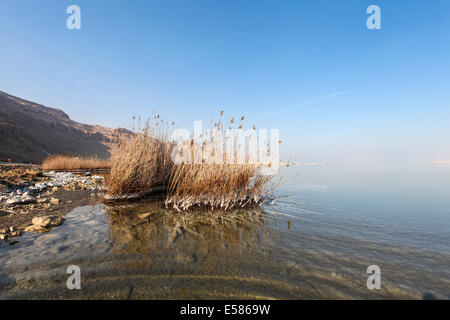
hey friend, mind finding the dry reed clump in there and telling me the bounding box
[166,163,275,211]
[41,155,110,171]
[104,113,278,211]
[165,113,277,211]
[104,121,174,202]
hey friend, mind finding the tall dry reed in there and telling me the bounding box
[104,113,278,210]
[165,113,277,211]
[104,120,174,202]
[41,155,110,171]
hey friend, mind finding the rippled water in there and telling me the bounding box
[0,165,449,299]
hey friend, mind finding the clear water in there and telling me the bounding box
[0,165,449,299]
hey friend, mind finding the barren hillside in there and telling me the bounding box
[0,91,125,162]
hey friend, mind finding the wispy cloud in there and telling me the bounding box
[417,160,450,165]
[268,90,350,115]
[297,90,350,108]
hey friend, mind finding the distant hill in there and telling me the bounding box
[0,91,126,163]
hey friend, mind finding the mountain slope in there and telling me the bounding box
[0,91,123,162]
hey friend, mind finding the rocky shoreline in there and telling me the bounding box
[0,165,105,243]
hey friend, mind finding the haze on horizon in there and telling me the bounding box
[0,0,449,164]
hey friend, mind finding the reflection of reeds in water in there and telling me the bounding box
[104,201,274,258]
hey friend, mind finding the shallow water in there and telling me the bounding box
[0,165,449,299]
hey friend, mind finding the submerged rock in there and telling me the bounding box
[24,225,48,233]
[138,212,152,219]
[168,223,185,246]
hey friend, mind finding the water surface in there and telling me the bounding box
[0,165,449,299]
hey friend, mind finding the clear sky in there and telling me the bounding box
[0,0,449,164]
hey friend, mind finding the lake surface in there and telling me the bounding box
[0,164,449,299]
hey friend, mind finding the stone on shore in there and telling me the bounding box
[24,225,47,233]
[5,196,22,206]
[10,231,22,237]
[21,194,37,204]
[5,194,36,206]
[31,216,64,228]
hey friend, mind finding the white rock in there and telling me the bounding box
[32,216,64,228]
[35,183,48,190]
[21,195,37,204]
[6,196,22,205]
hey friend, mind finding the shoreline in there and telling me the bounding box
[0,164,104,241]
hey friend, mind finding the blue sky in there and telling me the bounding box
[0,0,449,163]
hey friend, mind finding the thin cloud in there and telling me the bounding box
[268,90,350,115]
[298,90,350,108]
[417,160,450,165]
